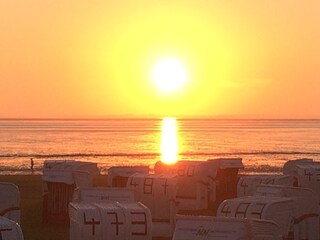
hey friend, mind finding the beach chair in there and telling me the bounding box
[237,174,294,197]
[0,183,20,223]
[126,173,178,238]
[0,216,24,240]
[255,184,319,239]
[154,160,209,210]
[173,215,282,240]
[42,160,99,224]
[155,158,243,211]
[72,187,134,203]
[283,158,314,186]
[217,196,294,238]
[296,163,320,201]
[69,201,152,240]
[107,166,149,187]
[206,158,243,207]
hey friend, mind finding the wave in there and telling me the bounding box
[1,151,320,159]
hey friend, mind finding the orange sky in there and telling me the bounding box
[1,1,319,118]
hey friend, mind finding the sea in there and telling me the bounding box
[0,118,320,175]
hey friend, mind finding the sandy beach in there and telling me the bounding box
[0,175,173,240]
[0,175,68,240]
[0,175,122,240]
[0,175,91,240]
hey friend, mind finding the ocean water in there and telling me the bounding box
[0,118,320,175]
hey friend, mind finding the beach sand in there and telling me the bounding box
[0,175,68,240]
[0,175,169,240]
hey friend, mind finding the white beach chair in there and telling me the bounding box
[42,160,99,223]
[154,160,209,210]
[296,163,320,201]
[255,184,319,239]
[0,216,24,240]
[126,173,178,238]
[173,215,282,240]
[217,196,294,238]
[206,158,243,206]
[283,158,314,176]
[69,201,152,240]
[283,158,314,185]
[237,174,294,197]
[0,183,20,223]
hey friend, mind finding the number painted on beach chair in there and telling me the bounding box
[143,178,153,194]
[176,166,186,176]
[304,170,313,181]
[219,201,267,219]
[130,211,148,236]
[187,166,195,177]
[160,178,169,195]
[83,213,100,236]
[129,178,139,188]
[107,212,124,235]
[219,202,232,217]
[174,165,196,177]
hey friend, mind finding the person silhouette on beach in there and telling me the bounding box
[30,158,34,173]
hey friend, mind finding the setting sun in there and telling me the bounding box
[152,58,187,93]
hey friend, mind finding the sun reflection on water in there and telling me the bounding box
[160,117,179,164]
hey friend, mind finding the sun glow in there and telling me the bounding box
[160,117,179,164]
[152,58,187,93]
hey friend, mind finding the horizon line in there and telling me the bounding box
[1,116,320,121]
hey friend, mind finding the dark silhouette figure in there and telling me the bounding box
[30,158,34,174]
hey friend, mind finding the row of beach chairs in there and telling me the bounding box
[2,158,320,239]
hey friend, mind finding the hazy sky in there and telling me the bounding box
[1,1,319,118]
